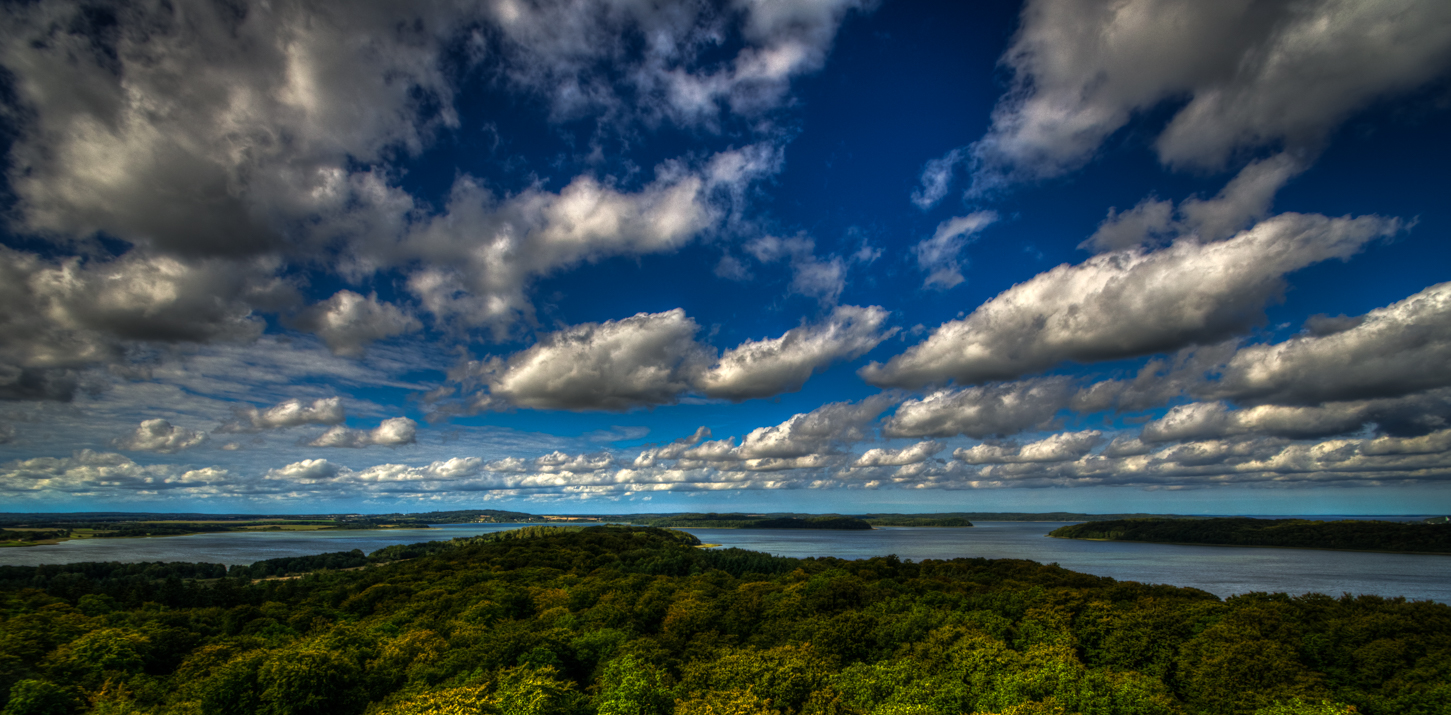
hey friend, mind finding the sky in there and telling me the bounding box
[1,0,1450,516]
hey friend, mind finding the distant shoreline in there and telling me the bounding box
[1049,517,1451,556]
[1052,535,1451,557]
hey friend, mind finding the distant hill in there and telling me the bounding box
[1050,517,1451,554]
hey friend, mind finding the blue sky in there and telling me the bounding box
[2,0,1450,515]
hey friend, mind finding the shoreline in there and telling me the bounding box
[0,524,435,548]
[1049,535,1451,557]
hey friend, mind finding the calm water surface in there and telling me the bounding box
[2,522,1447,603]
[679,523,1451,604]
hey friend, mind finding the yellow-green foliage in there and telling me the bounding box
[0,526,1447,715]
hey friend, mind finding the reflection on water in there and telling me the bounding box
[1,521,1446,603]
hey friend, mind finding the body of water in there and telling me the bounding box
[678,522,1451,603]
[2,521,1447,604]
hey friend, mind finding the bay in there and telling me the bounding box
[1,521,1447,604]
[678,522,1451,604]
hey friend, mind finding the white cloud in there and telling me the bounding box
[914,211,998,289]
[219,397,345,433]
[1365,430,1451,456]
[683,395,894,464]
[743,234,854,305]
[308,417,418,448]
[402,147,771,335]
[473,309,713,411]
[112,419,207,454]
[266,459,342,482]
[1084,153,1304,253]
[861,212,1400,388]
[484,0,870,126]
[854,441,943,467]
[699,305,895,400]
[458,305,892,411]
[881,378,1075,439]
[0,450,232,495]
[910,147,965,209]
[1133,399,1449,443]
[0,1,802,357]
[292,291,421,357]
[1211,282,1451,405]
[967,0,1451,191]
[633,427,712,467]
[955,430,1104,464]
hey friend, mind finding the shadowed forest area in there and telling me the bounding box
[1,526,1447,715]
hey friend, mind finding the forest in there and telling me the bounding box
[1048,518,1451,554]
[1,525,1447,715]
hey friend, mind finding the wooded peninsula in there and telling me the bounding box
[1048,518,1451,554]
[1,525,1446,715]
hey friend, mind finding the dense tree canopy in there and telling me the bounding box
[1,526,1447,715]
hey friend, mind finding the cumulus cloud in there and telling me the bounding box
[8,426,1451,502]
[743,235,853,305]
[633,427,712,468]
[0,450,231,496]
[954,430,1104,464]
[111,419,207,454]
[1146,390,1451,443]
[1210,282,1451,405]
[460,306,893,411]
[402,150,768,334]
[1084,153,1304,252]
[471,309,712,411]
[481,0,872,126]
[684,395,895,464]
[266,459,343,482]
[861,212,1401,388]
[1103,435,1152,457]
[914,211,998,289]
[218,397,345,433]
[966,0,1451,191]
[0,248,295,390]
[1,0,459,259]
[881,378,1075,439]
[699,305,895,400]
[0,1,806,356]
[308,417,418,448]
[854,441,943,467]
[292,291,421,357]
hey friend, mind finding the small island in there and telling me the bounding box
[1049,517,1451,554]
